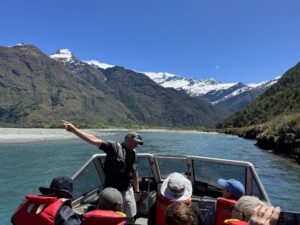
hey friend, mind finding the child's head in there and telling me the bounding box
[218,179,245,200]
[164,202,198,225]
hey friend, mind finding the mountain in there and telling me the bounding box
[0,45,137,127]
[50,49,110,92]
[217,62,300,160]
[0,44,224,128]
[50,50,224,128]
[98,67,223,128]
[218,62,300,128]
[215,79,278,114]
[142,72,278,113]
[142,72,238,100]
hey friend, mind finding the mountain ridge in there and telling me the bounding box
[0,44,224,128]
[0,44,137,127]
[84,57,278,113]
[219,62,300,128]
[67,53,278,105]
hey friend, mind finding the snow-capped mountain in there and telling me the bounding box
[49,48,279,113]
[143,72,238,99]
[50,49,108,83]
[214,78,279,104]
[143,72,236,95]
[50,50,115,70]
[143,71,279,106]
[50,49,79,63]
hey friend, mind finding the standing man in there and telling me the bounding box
[62,120,143,223]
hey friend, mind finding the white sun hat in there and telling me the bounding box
[160,172,192,201]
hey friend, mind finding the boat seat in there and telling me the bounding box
[191,196,216,225]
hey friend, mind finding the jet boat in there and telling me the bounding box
[67,153,300,225]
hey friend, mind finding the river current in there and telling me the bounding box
[1,128,300,225]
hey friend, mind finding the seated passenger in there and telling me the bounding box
[11,176,81,225]
[165,201,198,225]
[231,196,267,221]
[225,196,280,225]
[148,172,194,225]
[248,204,281,225]
[218,179,245,201]
[97,187,124,211]
[203,178,245,225]
[81,187,127,225]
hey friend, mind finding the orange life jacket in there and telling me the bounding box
[216,197,237,225]
[155,195,191,225]
[81,210,126,225]
[13,194,68,225]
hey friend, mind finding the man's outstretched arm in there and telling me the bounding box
[61,120,103,147]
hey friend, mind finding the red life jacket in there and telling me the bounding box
[13,194,67,225]
[216,197,237,225]
[155,195,191,225]
[82,210,127,225]
[224,219,248,225]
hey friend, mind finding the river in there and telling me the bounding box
[1,128,300,225]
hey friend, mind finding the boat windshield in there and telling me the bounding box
[192,159,246,188]
[73,157,104,196]
[71,154,268,201]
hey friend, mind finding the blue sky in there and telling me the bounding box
[1,0,300,83]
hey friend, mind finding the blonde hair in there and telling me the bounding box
[164,202,198,225]
[234,196,269,221]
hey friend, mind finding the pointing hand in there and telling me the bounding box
[61,120,76,132]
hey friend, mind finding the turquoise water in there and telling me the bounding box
[1,130,300,225]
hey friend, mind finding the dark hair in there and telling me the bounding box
[164,202,198,225]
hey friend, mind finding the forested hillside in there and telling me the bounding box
[218,62,300,161]
[219,62,300,128]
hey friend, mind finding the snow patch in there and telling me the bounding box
[143,71,237,96]
[84,60,115,69]
[247,76,280,88]
[50,49,75,63]
[8,43,25,47]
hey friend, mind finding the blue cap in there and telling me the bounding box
[218,178,245,199]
